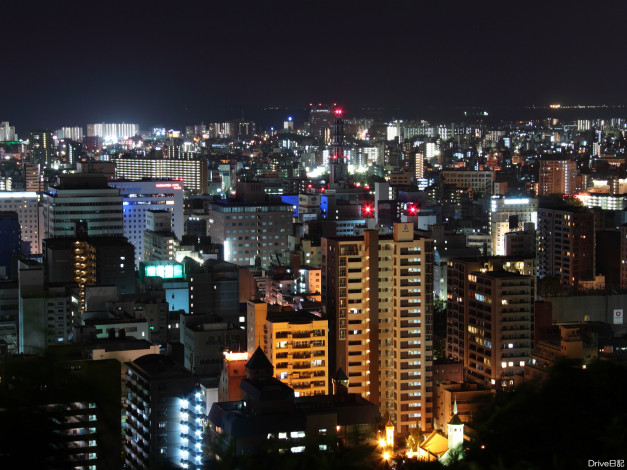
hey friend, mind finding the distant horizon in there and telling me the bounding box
[4,102,627,137]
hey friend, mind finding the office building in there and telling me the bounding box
[441,170,495,194]
[206,182,292,267]
[537,207,595,287]
[18,259,73,354]
[43,173,124,238]
[184,258,240,324]
[247,301,329,397]
[180,313,246,376]
[114,157,208,194]
[322,223,434,434]
[0,191,42,254]
[108,180,184,266]
[489,196,538,256]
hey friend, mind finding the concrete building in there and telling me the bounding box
[441,170,495,194]
[180,313,246,376]
[322,222,434,434]
[124,354,209,469]
[538,159,577,196]
[489,196,538,256]
[43,173,124,239]
[537,207,595,287]
[114,157,208,194]
[0,191,42,254]
[207,348,380,457]
[465,271,534,389]
[184,258,240,325]
[109,180,184,266]
[206,182,292,267]
[247,301,329,397]
[18,259,73,355]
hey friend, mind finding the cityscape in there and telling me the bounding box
[1,2,627,469]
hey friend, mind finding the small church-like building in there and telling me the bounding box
[417,400,466,464]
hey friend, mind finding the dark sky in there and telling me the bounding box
[3,0,627,132]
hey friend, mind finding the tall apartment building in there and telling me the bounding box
[489,196,538,256]
[465,271,534,389]
[247,301,329,397]
[114,157,208,194]
[0,191,42,254]
[86,122,139,142]
[109,180,184,266]
[55,126,84,141]
[43,173,124,238]
[322,223,434,434]
[125,354,206,469]
[537,207,595,287]
[446,256,536,367]
[206,182,292,267]
[537,159,577,196]
[29,129,54,165]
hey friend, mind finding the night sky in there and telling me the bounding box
[3,1,627,132]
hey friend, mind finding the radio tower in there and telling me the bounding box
[329,107,349,187]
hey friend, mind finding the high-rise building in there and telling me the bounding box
[537,207,595,287]
[465,270,534,389]
[329,108,349,187]
[206,182,292,267]
[0,191,42,254]
[114,157,208,194]
[124,354,207,469]
[184,258,240,325]
[55,126,84,141]
[144,210,177,262]
[29,129,54,165]
[86,122,139,142]
[0,212,21,278]
[489,196,538,256]
[24,163,44,192]
[247,301,329,397]
[109,180,184,266]
[322,223,434,434]
[0,121,17,141]
[537,159,577,196]
[18,259,73,354]
[43,173,124,239]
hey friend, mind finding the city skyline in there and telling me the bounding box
[2,1,627,131]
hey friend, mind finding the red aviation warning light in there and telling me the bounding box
[407,204,418,215]
[362,203,374,218]
[334,108,343,116]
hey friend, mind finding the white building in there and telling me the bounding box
[86,123,139,142]
[489,196,538,256]
[109,180,184,266]
[56,126,84,141]
[0,191,43,254]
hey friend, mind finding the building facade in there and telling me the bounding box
[322,223,434,434]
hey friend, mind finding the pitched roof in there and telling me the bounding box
[245,346,273,371]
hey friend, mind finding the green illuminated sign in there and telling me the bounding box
[144,264,183,279]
